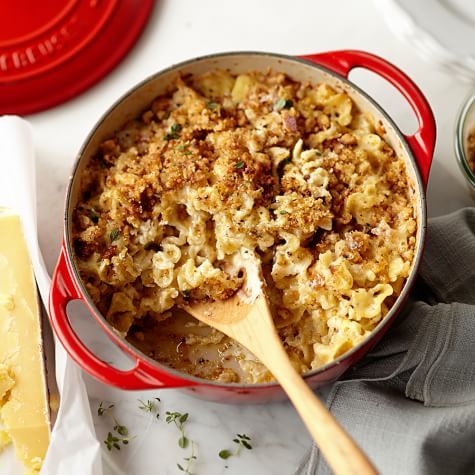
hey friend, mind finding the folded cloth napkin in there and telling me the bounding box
[295,208,475,475]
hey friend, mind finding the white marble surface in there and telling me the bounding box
[28,0,474,474]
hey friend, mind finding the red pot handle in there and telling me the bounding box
[300,50,436,187]
[49,248,195,390]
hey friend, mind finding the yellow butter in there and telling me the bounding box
[0,209,50,474]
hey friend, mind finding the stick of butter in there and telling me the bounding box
[0,208,50,474]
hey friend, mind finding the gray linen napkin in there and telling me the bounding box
[295,208,475,475]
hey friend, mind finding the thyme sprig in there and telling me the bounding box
[98,401,135,452]
[97,401,114,417]
[138,397,161,419]
[177,440,197,474]
[166,411,199,472]
[166,411,190,448]
[99,399,256,471]
[219,433,252,459]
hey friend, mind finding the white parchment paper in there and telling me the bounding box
[0,116,102,475]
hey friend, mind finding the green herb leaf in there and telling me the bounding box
[165,123,182,141]
[235,433,252,450]
[234,161,245,169]
[97,402,114,416]
[89,209,100,223]
[219,449,232,459]
[166,411,181,423]
[220,433,253,461]
[176,143,193,155]
[274,98,286,110]
[167,410,195,470]
[179,413,189,424]
[101,407,134,450]
[274,98,293,111]
[105,432,114,449]
[179,436,189,448]
[178,440,197,474]
[284,99,293,109]
[279,210,288,215]
[206,101,219,110]
[109,228,120,242]
[241,440,252,450]
[114,423,128,436]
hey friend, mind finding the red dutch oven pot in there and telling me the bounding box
[49,50,436,403]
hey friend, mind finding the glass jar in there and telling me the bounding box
[455,92,475,199]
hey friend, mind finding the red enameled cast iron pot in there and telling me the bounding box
[49,50,436,403]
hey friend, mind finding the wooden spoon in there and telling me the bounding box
[183,252,377,475]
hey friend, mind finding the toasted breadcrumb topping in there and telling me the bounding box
[73,70,416,383]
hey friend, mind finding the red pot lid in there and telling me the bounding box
[0,0,155,115]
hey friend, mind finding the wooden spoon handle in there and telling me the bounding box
[262,344,378,475]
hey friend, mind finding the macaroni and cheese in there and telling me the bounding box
[467,129,475,175]
[73,69,416,383]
